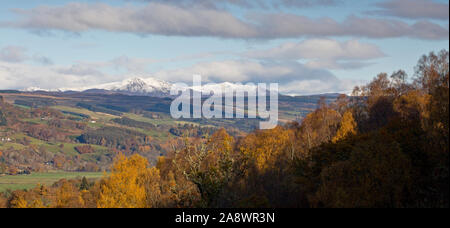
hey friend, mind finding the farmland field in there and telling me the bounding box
[0,172,105,192]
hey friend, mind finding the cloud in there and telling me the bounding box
[0,61,101,90]
[68,56,160,75]
[276,0,340,8]
[253,14,448,40]
[33,54,54,65]
[0,46,28,63]
[0,54,161,90]
[3,2,448,40]
[0,56,358,95]
[244,39,385,69]
[151,60,356,94]
[0,59,137,90]
[129,0,340,9]
[372,0,449,20]
[6,3,255,38]
[109,56,159,72]
[279,79,357,95]
[71,42,99,49]
[0,46,53,65]
[56,64,104,76]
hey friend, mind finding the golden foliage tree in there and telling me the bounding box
[97,154,149,208]
[332,111,357,143]
[9,192,29,208]
[55,180,84,208]
[171,128,236,207]
[240,126,293,172]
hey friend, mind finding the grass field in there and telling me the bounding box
[0,133,110,158]
[0,172,105,192]
[51,105,119,121]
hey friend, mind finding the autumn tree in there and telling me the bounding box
[414,50,449,206]
[332,111,357,143]
[311,134,412,208]
[171,129,237,207]
[0,194,7,208]
[97,154,149,208]
[295,100,341,155]
[155,155,201,208]
[8,191,29,208]
[55,180,84,208]
[393,90,430,124]
[234,126,301,207]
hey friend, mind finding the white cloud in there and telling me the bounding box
[252,14,448,40]
[0,61,98,90]
[7,3,255,38]
[109,56,159,72]
[2,2,448,40]
[0,37,383,95]
[372,0,449,20]
[131,0,340,9]
[0,60,126,90]
[279,79,357,95]
[32,54,53,65]
[0,46,28,63]
[56,64,105,77]
[244,39,385,69]
[150,59,355,95]
[0,46,53,65]
[0,57,357,95]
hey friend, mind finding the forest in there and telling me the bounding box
[0,50,448,208]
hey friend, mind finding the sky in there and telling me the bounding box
[0,0,448,95]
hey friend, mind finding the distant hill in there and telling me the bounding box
[21,76,346,99]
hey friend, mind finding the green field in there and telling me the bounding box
[0,172,105,192]
[123,113,197,126]
[51,105,119,121]
[0,133,110,158]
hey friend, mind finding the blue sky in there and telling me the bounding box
[0,0,448,95]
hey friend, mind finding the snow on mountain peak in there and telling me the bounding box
[21,76,270,97]
[91,76,172,96]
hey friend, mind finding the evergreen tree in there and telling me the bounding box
[0,110,7,126]
[80,177,90,191]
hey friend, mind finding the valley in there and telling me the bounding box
[0,89,338,192]
[0,171,104,192]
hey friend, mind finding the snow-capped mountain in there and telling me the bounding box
[24,77,173,97]
[23,76,261,97]
[90,77,172,97]
[194,82,257,95]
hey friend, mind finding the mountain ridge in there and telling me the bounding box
[22,76,262,97]
[21,76,347,97]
